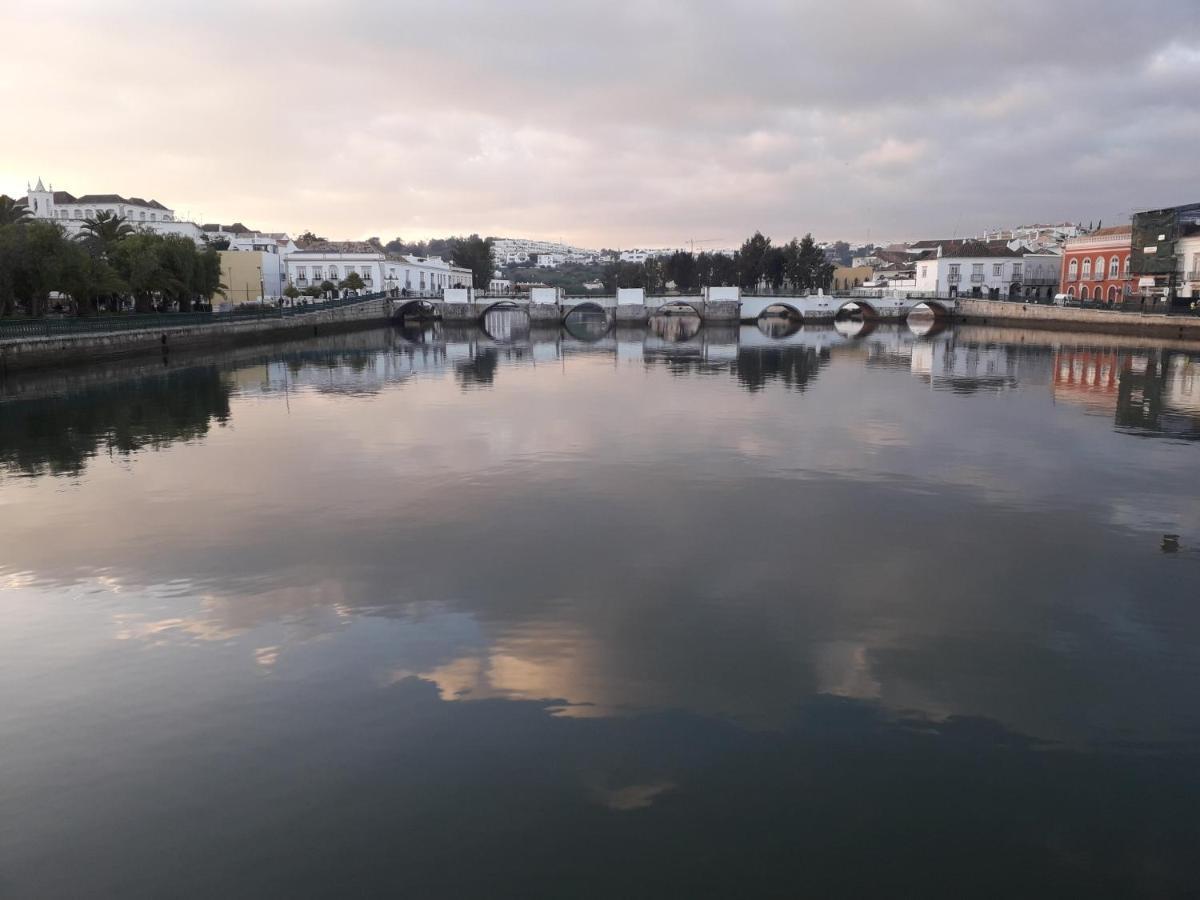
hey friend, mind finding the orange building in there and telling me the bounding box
[1060,225,1132,305]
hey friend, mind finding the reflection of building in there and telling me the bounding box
[1051,349,1124,414]
[1061,225,1132,305]
[909,339,1018,391]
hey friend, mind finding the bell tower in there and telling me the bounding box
[26,177,53,219]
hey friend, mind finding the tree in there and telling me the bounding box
[797,233,835,291]
[664,251,698,292]
[450,234,494,289]
[319,279,336,297]
[79,211,134,255]
[339,271,366,291]
[283,285,300,301]
[764,246,787,291]
[60,241,125,316]
[0,195,31,226]
[296,231,326,248]
[643,256,666,294]
[737,231,771,291]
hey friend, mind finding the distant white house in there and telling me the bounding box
[285,242,472,294]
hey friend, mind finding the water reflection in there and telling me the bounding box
[3,320,1200,895]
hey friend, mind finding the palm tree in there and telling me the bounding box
[0,194,32,225]
[79,210,134,253]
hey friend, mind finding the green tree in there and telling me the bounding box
[79,211,134,255]
[764,246,787,291]
[737,231,771,291]
[319,279,336,297]
[283,285,300,301]
[664,251,698,292]
[0,195,32,226]
[450,234,494,289]
[339,271,366,291]
[61,241,126,316]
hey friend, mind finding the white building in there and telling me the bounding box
[20,177,204,241]
[913,243,1029,298]
[285,242,472,295]
[535,253,564,268]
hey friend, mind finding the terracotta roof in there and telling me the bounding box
[916,241,1021,259]
[1089,225,1132,237]
[71,193,170,211]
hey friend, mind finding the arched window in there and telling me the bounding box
[1081,286,1090,301]
[1109,256,1119,277]
[1094,256,1104,279]
[328,266,338,280]
[1081,258,1092,278]
[1067,286,1076,298]
[1123,255,1130,274]
[1069,259,1079,279]
[1107,285,1118,303]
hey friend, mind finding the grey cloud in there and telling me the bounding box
[2,0,1197,243]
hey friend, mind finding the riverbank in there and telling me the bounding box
[953,298,1200,340]
[0,298,393,374]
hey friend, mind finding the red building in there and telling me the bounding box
[1060,225,1132,304]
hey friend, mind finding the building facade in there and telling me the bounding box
[21,177,204,241]
[285,244,472,295]
[1060,225,1132,305]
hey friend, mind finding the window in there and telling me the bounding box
[993,263,1003,276]
[297,266,306,279]
[1068,258,1078,279]
[1123,256,1131,274]
[1109,256,1119,277]
[329,266,338,280]
[920,265,927,278]
[1081,258,1092,278]
[1081,286,1090,300]
[1012,263,1022,278]
[139,211,146,220]
[1094,256,1104,279]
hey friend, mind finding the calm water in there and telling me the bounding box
[2,314,1199,898]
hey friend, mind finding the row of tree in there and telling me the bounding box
[602,232,836,294]
[0,196,224,316]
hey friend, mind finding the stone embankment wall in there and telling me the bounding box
[954,298,1200,340]
[0,298,393,373]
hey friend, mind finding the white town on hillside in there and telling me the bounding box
[13,177,1200,308]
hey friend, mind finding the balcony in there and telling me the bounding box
[1066,273,1079,282]
[970,274,985,283]
[1188,271,1200,282]
[1092,271,1106,280]
[947,274,961,284]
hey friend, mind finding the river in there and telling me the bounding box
[1,314,1199,897]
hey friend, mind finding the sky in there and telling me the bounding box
[2,0,1198,248]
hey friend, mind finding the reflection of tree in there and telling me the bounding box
[734,346,829,392]
[455,349,500,389]
[0,367,232,476]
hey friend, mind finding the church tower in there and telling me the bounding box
[25,177,53,219]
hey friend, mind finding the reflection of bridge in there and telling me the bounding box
[389,287,957,326]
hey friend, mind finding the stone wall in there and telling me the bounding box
[0,299,393,373]
[953,298,1200,340]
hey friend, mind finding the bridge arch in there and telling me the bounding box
[563,300,607,318]
[835,298,880,320]
[477,299,524,319]
[908,298,954,319]
[756,300,804,321]
[652,299,705,319]
[393,298,440,320]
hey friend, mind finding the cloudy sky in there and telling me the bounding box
[2,0,1197,247]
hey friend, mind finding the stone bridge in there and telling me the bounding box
[390,287,956,325]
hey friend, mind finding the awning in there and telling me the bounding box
[1137,277,1157,288]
